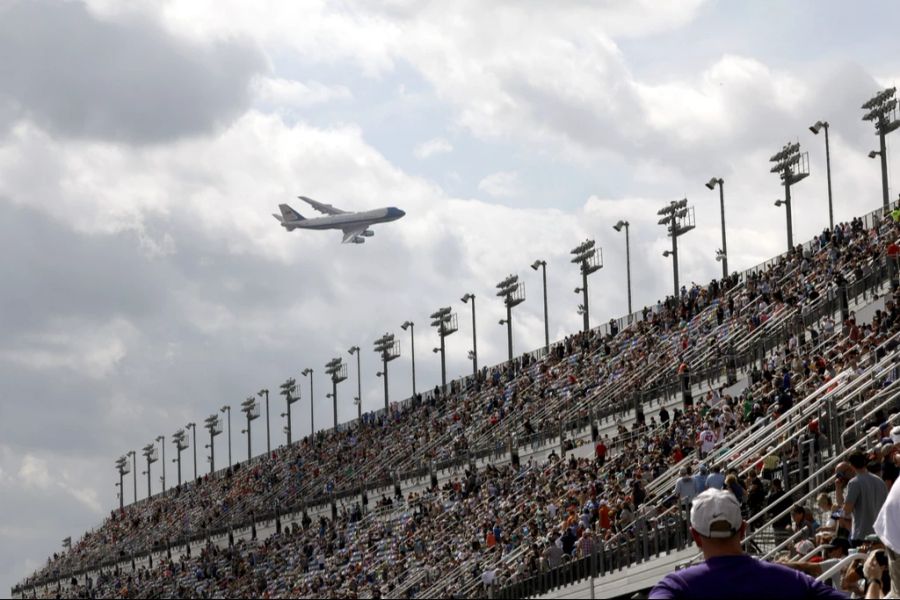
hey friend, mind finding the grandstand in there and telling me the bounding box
[11,203,900,598]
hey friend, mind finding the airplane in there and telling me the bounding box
[272,196,406,244]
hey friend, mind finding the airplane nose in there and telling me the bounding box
[390,207,405,219]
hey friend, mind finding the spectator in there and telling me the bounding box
[874,462,900,597]
[724,474,745,505]
[649,489,847,599]
[836,451,888,546]
[706,464,725,491]
[778,537,850,589]
[694,464,710,495]
[790,505,819,541]
[675,468,698,508]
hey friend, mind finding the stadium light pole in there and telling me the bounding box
[256,389,270,456]
[300,370,314,438]
[219,405,232,469]
[325,357,348,429]
[496,275,525,362]
[460,293,478,377]
[127,449,137,503]
[348,346,362,420]
[185,422,197,481]
[115,456,130,510]
[430,307,458,394]
[154,435,166,493]
[770,141,810,251]
[141,443,157,499]
[862,87,900,211]
[203,413,222,474]
[657,199,695,297]
[373,334,400,413]
[530,260,549,351]
[171,429,188,487]
[280,377,300,446]
[809,120,835,229]
[704,178,728,279]
[611,222,633,315]
[570,239,603,331]
[401,321,417,397]
[241,397,259,461]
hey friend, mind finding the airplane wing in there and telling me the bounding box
[298,196,346,216]
[341,225,369,243]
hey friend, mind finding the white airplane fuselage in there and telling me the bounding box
[283,207,404,231]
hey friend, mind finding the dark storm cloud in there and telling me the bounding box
[0,0,265,144]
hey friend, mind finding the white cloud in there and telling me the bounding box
[478,171,521,198]
[252,76,352,110]
[17,455,51,490]
[414,137,452,159]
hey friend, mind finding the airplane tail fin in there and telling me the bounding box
[278,204,305,222]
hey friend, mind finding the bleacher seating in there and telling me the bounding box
[13,206,900,599]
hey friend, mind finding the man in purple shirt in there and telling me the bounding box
[649,489,847,599]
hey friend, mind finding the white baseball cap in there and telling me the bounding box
[691,489,743,539]
[891,425,900,445]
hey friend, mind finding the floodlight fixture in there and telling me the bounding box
[430,305,457,393]
[400,320,416,396]
[373,332,399,411]
[861,88,899,210]
[324,356,347,429]
[869,150,881,159]
[460,293,478,376]
[769,140,809,250]
[569,238,603,331]
[657,198,695,296]
[530,258,550,350]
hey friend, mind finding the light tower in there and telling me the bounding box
[430,307,458,394]
[704,178,728,279]
[141,443,158,499]
[324,357,348,428]
[861,87,900,211]
[809,121,835,229]
[496,275,525,362]
[373,333,400,412]
[171,429,189,487]
[203,414,222,474]
[240,396,260,461]
[530,260,549,350]
[570,239,603,332]
[279,378,300,445]
[657,199,695,297]
[114,455,130,510]
[770,141,809,251]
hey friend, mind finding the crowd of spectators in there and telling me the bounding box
[16,211,900,598]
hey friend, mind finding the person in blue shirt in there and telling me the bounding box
[704,464,725,491]
[649,489,847,599]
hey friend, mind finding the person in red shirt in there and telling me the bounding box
[595,441,607,466]
[599,502,611,530]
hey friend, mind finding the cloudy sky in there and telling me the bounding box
[3,0,900,591]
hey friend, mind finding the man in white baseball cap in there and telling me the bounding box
[649,489,847,599]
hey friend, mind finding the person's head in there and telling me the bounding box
[848,451,868,471]
[689,489,746,559]
[834,461,854,482]
[824,537,850,559]
[790,505,809,523]
[816,492,832,511]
